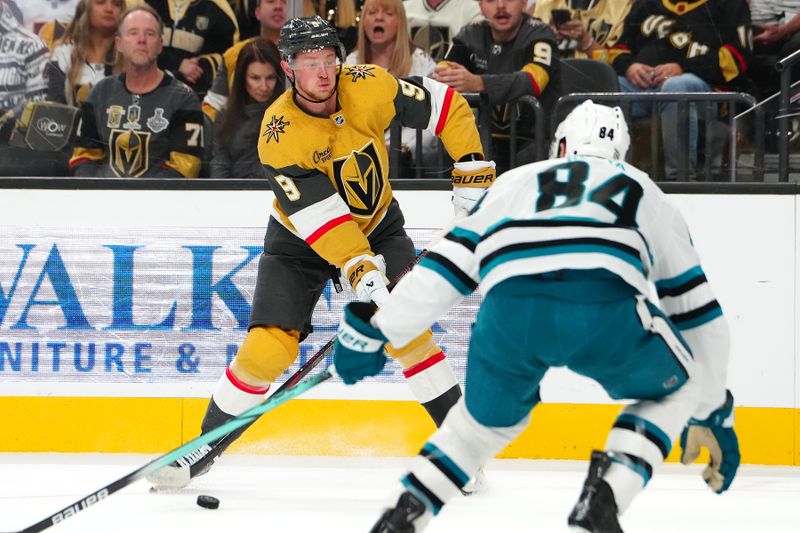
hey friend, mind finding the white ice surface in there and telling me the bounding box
[0,454,798,532]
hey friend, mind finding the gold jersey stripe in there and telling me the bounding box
[522,63,551,96]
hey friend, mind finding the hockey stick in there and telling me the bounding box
[0,367,336,533]
[149,213,466,487]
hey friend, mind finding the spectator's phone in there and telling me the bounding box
[568,0,597,11]
[551,9,572,28]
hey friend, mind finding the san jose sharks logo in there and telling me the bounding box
[332,140,384,216]
[344,65,376,82]
[262,115,290,143]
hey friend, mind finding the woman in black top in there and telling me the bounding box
[210,38,285,178]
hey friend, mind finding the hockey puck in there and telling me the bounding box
[196,495,220,510]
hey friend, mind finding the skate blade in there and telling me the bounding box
[460,468,487,496]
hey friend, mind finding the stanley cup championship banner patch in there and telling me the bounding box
[0,227,480,392]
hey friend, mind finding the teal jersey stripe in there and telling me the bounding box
[656,266,705,291]
[616,414,672,456]
[422,442,471,486]
[479,243,644,278]
[610,455,652,485]
[449,226,481,245]
[485,216,516,236]
[419,255,474,295]
[549,216,604,223]
[401,476,442,515]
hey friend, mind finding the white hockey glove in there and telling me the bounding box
[680,390,740,494]
[343,254,391,307]
[451,159,496,215]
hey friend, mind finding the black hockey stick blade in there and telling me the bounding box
[2,368,335,533]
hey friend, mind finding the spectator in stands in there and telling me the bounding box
[609,0,753,180]
[229,0,260,39]
[203,0,286,118]
[35,0,143,51]
[9,0,78,35]
[345,0,437,167]
[316,0,360,51]
[433,0,558,173]
[750,0,800,95]
[210,38,283,178]
[534,0,631,60]
[228,0,286,41]
[347,0,434,77]
[70,4,205,178]
[403,0,482,61]
[44,0,126,107]
[0,0,49,118]
[144,0,239,96]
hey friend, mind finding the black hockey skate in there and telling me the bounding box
[370,491,431,533]
[568,450,624,533]
[147,399,239,490]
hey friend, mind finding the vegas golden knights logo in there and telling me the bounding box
[109,129,150,177]
[588,18,612,46]
[492,103,514,132]
[411,25,451,62]
[332,140,384,216]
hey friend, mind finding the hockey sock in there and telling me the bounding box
[202,367,270,433]
[600,452,646,514]
[402,351,461,426]
[603,378,701,513]
[403,401,527,510]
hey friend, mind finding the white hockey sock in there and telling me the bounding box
[404,401,526,512]
[603,459,645,513]
[212,367,271,416]
[603,379,701,513]
[402,351,458,404]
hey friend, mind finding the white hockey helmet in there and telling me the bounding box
[550,100,630,161]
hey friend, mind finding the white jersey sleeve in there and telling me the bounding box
[638,187,731,419]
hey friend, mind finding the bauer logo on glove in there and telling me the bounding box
[451,159,497,215]
[451,160,497,188]
[334,302,389,385]
[451,173,495,186]
[343,254,391,307]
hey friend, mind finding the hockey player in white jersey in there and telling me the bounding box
[331,100,740,532]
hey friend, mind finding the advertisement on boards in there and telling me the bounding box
[0,226,479,394]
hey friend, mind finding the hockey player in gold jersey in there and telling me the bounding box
[146,15,496,490]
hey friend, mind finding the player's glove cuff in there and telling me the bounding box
[680,389,740,494]
[334,302,388,385]
[451,160,496,189]
[342,254,390,306]
[451,160,496,215]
